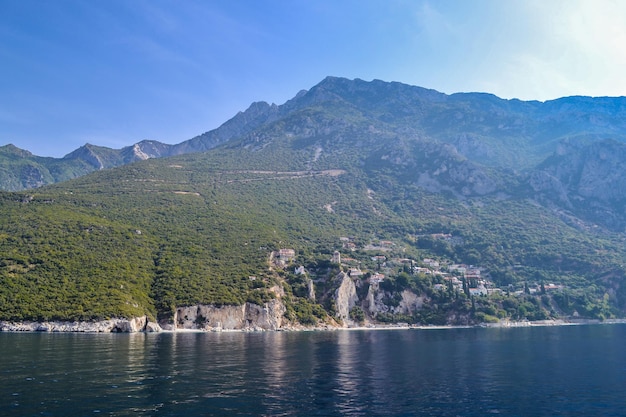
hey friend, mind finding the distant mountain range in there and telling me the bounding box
[0,99,278,190]
[1,77,626,327]
[4,76,625,231]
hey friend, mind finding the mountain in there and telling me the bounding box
[1,77,625,330]
[4,77,626,190]
[0,100,278,191]
[529,138,626,231]
[4,77,626,231]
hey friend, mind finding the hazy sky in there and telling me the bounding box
[2,0,626,157]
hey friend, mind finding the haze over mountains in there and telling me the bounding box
[1,77,626,328]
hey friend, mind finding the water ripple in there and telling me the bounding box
[1,326,626,416]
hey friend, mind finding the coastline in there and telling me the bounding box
[0,316,160,333]
[339,318,626,332]
[2,317,626,334]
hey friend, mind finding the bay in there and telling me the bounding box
[1,324,626,416]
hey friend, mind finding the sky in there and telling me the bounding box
[2,0,626,157]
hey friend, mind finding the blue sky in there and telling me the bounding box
[2,0,626,157]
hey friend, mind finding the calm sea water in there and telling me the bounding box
[1,325,626,416]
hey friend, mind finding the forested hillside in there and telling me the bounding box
[1,77,625,327]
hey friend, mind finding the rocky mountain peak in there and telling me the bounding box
[2,76,626,233]
[0,144,34,158]
[63,144,105,169]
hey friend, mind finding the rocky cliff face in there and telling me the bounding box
[0,316,159,332]
[307,278,316,301]
[363,285,427,317]
[333,272,359,322]
[63,144,106,170]
[530,139,626,230]
[170,300,286,331]
[367,139,503,198]
[1,300,289,332]
[396,290,426,315]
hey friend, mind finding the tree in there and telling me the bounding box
[462,277,470,297]
[349,306,365,323]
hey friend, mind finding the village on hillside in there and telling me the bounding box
[270,234,564,299]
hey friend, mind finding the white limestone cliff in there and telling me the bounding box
[172,300,286,331]
[333,272,359,322]
[0,316,160,333]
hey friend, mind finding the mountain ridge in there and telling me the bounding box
[1,76,626,327]
[4,77,626,191]
[3,77,626,233]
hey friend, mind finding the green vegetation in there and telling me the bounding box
[1,78,626,325]
[0,143,624,325]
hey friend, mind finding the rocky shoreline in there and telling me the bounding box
[0,316,161,333]
[0,319,334,333]
[2,316,625,333]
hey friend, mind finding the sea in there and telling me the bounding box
[1,324,626,417]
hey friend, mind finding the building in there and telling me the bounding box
[348,268,363,277]
[469,286,488,296]
[465,268,481,280]
[370,273,385,284]
[448,264,467,275]
[423,258,440,269]
[343,241,357,251]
